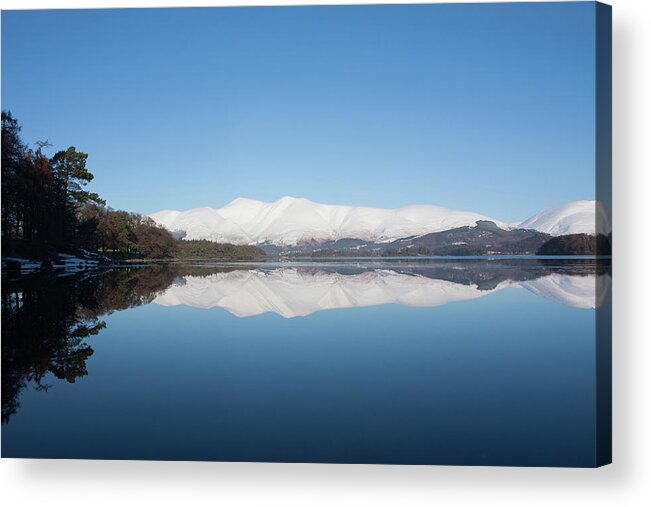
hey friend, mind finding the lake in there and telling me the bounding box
[1,258,611,466]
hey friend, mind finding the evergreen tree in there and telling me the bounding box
[50,146,104,243]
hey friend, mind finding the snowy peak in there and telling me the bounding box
[518,200,611,236]
[149,197,509,246]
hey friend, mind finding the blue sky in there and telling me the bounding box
[2,2,596,221]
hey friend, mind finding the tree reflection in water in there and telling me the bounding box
[3,274,101,422]
[1,265,221,423]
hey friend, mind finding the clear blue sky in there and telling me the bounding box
[2,2,596,221]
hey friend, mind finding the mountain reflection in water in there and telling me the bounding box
[1,259,609,425]
[154,264,609,317]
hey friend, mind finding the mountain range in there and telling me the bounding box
[150,197,609,254]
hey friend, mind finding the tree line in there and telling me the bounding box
[2,111,176,258]
[1,111,264,261]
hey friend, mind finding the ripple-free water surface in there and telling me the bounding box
[1,259,609,466]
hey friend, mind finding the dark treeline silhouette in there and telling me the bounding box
[536,233,612,256]
[1,112,265,262]
[1,111,176,260]
[3,112,98,248]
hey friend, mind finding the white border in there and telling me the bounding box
[1,1,650,506]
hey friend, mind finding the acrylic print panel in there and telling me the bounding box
[1,2,611,467]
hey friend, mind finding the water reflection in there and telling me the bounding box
[1,259,610,424]
[2,275,103,423]
[154,263,610,317]
[1,265,206,422]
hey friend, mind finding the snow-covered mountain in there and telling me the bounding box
[149,197,608,247]
[518,200,610,236]
[150,197,510,246]
[152,268,605,318]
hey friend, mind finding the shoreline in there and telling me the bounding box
[2,253,611,282]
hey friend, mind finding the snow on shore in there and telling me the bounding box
[2,250,110,276]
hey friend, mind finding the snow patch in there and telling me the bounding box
[518,200,610,236]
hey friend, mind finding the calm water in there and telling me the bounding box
[1,258,610,466]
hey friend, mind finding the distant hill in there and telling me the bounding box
[537,233,612,256]
[381,221,551,256]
